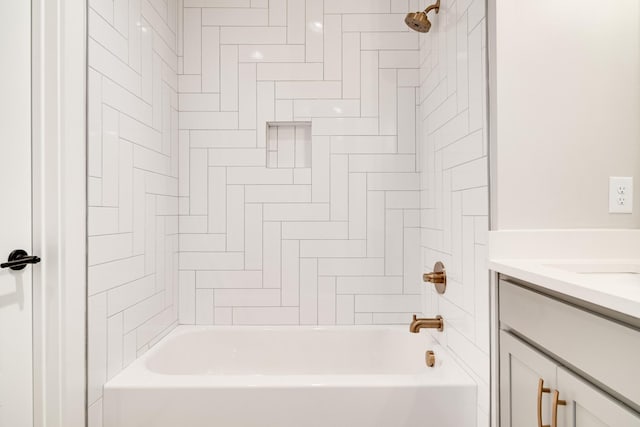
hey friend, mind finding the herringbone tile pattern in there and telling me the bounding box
[87,0,180,421]
[177,0,424,326]
[418,0,489,424]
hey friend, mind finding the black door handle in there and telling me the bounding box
[1,249,41,271]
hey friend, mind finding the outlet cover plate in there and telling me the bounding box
[609,177,633,214]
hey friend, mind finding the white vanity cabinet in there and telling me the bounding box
[498,279,640,427]
[500,331,640,427]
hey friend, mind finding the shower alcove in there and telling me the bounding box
[87,0,490,425]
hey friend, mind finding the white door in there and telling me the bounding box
[0,1,35,426]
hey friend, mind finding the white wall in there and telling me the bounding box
[87,0,180,424]
[177,0,424,326]
[418,0,490,425]
[491,0,640,229]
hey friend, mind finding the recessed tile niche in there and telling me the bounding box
[266,122,312,169]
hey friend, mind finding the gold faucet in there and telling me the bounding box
[409,314,444,333]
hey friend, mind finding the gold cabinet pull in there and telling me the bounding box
[537,378,551,427]
[551,390,567,427]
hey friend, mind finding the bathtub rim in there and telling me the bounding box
[104,325,477,390]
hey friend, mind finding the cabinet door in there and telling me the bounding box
[556,367,640,427]
[500,331,558,427]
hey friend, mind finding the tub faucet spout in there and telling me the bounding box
[409,314,444,333]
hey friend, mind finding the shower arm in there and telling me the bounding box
[423,0,440,15]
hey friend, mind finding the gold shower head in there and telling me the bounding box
[405,0,440,33]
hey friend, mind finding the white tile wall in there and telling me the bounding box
[178,0,422,327]
[418,0,489,426]
[88,0,179,425]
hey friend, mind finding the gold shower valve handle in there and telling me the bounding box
[423,261,447,294]
[423,272,445,284]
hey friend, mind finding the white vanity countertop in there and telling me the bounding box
[489,258,640,319]
[489,230,640,320]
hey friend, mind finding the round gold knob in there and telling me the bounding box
[425,350,436,367]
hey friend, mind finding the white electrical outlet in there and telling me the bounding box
[609,177,633,214]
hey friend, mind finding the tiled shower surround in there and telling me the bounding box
[87,0,180,421]
[418,0,490,424]
[87,0,489,426]
[177,0,424,325]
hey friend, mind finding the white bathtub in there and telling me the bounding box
[104,326,476,427]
